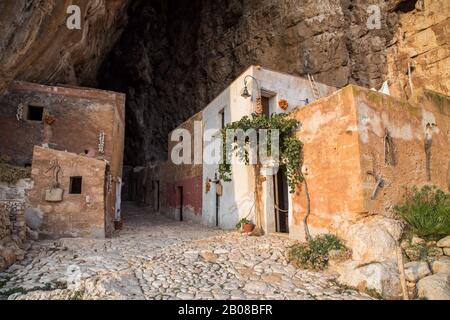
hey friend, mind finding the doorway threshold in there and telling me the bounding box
[270,232,290,239]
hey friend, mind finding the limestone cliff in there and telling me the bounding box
[0,0,448,165]
[0,0,128,86]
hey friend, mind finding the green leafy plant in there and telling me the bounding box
[71,289,85,300]
[218,113,303,193]
[394,185,450,240]
[288,234,345,271]
[235,218,252,230]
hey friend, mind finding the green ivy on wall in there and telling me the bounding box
[218,113,303,193]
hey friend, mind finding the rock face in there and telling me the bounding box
[0,178,32,271]
[1,0,448,165]
[99,0,450,165]
[0,198,27,271]
[0,0,128,86]
[417,274,450,300]
[344,218,403,264]
[437,236,450,248]
[336,261,403,300]
[432,257,450,275]
[334,217,406,299]
[404,261,431,282]
[386,0,450,98]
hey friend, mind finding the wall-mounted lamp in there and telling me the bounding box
[241,75,260,99]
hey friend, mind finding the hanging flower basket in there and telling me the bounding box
[278,99,289,111]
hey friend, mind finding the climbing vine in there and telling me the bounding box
[218,113,304,193]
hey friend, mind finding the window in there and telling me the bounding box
[69,177,83,194]
[27,105,44,121]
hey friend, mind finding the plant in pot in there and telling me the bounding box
[236,218,255,233]
[114,220,123,230]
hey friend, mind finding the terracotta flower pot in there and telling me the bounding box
[242,223,255,233]
[114,220,123,230]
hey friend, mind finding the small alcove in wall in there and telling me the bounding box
[69,176,83,194]
[26,105,44,122]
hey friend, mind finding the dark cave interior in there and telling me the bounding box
[98,0,245,166]
[97,0,404,167]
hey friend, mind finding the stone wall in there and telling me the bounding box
[28,147,107,239]
[290,85,450,240]
[386,0,450,99]
[0,178,31,271]
[357,87,450,215]
[97,0,449,165]
[289,85,449,299]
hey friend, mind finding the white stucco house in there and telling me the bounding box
[201,66,336,234]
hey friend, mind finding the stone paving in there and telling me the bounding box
[0,203,372,300]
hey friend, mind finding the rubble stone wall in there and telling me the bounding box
[0,199,27,271]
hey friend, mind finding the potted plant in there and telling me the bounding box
[114,220,123,230]
[236,218,255,233]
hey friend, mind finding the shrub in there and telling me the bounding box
[288,234,344,271]
[395,185,450,240]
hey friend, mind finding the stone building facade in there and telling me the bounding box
[0,81,125,239]
[290,85,450,240]
[159,66,336,228]
[159,66,449,241]
[160,112,204,223]
[29,147,108,239]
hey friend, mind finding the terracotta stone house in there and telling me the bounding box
[160,66,450,242]
[290,85,450,240]
[0,81,125,238]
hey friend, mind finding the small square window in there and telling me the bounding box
[69,177,82,194]
[27,105,44,121]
